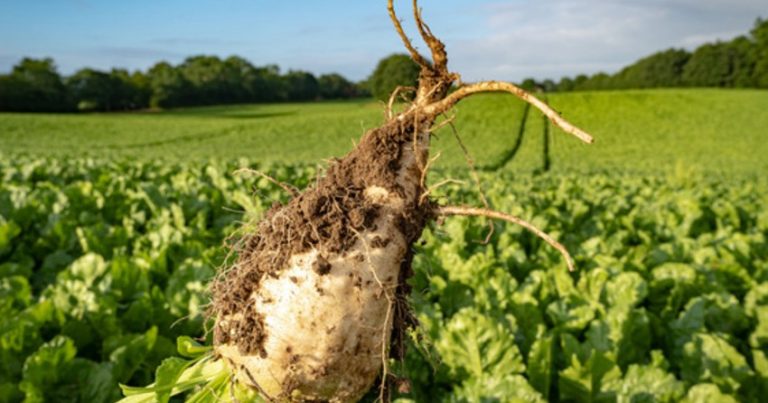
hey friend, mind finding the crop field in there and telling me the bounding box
[1,89,768,402]
[2,89,767,174]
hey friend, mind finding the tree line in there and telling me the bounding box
[0,55,366,112]
[519,18,768,92]
[2,18,767,112]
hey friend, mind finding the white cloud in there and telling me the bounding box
[444,0,762,81]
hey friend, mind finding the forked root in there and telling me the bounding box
[387,0,430,69]
[386,86,416,119]
[436,205,576,272]
[423,81,595,144]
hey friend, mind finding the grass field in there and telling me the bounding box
[1,89,766,175]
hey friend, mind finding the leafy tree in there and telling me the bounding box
[367,54,420,101]
[570,73,610,91]
[107,69,145,109]
[222,56,260,103]
[613,49,690,88]
[355,79,372,98]
[572,74,589,90]
[519,78,539,92]
[558,77,575,92]
[583,72,613,90]
[0,58,70,111]
[723,37,757,87]
[179,55,228,105]
[180,55,264,105]
[67,68,116,111]
[282,70,319,101]
[147,62,191,108]
[541,79,557,92]
[752,18,768,87]
[550,17,764,92]
[318,73,357,99]
[66,68,145,111]
[250,64,283,102]
[683,42,738,87]
[0,75,29,111]
[126,70,152,109]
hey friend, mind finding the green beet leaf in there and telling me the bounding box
[679,333,753,393]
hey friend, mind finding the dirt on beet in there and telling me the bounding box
[210,116,434,357]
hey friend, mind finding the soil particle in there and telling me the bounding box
[219,302,267,358]
[312,255,332,275]
[370,236,391,249]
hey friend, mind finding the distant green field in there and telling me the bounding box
[1,89,766,174]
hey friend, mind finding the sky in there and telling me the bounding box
[0,0,764,82]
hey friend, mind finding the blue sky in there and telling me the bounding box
[0,0,764,81]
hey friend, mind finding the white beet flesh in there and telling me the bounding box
[214,130,430,401]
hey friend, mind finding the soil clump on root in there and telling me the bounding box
[211,117,432,359]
